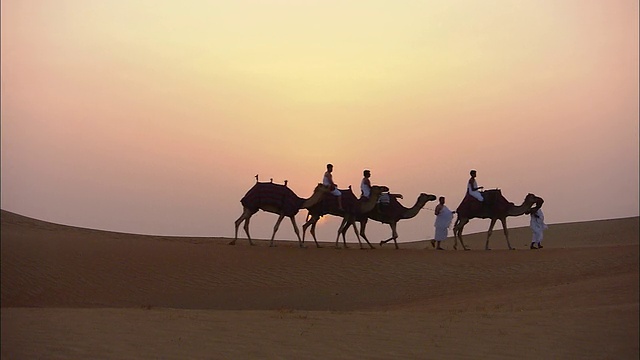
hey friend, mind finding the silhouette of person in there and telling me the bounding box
[528,207,548,249]
[323,163,343,210]
[430,196,455,250]
[360,169,372,199]
[467,169,484,201]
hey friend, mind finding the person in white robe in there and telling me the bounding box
[430,196,455,250]
[360,169,372,199]
[529,208,548,249]
[323,163,343,210]
[467,169,484,202]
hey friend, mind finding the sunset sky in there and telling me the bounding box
[2,0,638,243]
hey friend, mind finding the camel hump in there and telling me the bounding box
[320,187,358,213]
[456,190,511,217]
[482,189,503,203]
[339,187,357,200]
[241,182,302,216]
[456,193,483,217]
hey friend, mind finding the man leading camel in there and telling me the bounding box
[430,196,455,250]
[527,206,548,249]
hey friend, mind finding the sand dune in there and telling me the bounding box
[1,210,638,359]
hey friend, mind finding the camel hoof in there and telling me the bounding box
[379,241,384,247]
[464,247,470,251]
[485,248,491,251]
[509,247,515,250]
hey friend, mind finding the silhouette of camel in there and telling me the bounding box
[302,185,389,249]
[231,175,330,247]
[340,192,437,249]
[452,189,544,250]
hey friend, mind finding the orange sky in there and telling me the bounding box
[1,0,638,241]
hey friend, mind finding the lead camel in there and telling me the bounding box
[452,189,544,250]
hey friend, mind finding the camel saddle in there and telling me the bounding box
[456,189,513,218]
[376,194,404,219]
[241,182,304,217]
[316,188,358,214]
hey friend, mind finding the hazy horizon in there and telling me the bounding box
[2,0,638,242]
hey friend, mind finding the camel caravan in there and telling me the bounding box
[232,170,544,250]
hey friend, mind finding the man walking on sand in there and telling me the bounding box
[430,196,455,250]
[528,207,548,249]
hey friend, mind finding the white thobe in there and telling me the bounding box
[434,205,454,241]
[361,179,371,198]
[530,209,548,244]
[467,180,483,201]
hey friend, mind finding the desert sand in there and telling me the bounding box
[1,210,638,359]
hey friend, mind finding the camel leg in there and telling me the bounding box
[302,215,322,248]
[452,219,459,249]
[391,223,400,249]
[344,217,364,249]
[269,215,286,247]
[339,216,353,248]
[339,218,350,249]
[358,223,374,249]
[343,223,350,249]
[349,220,366,249]
[350,220,360,249]
[453,218,470,251]
[500,218,514,250]
[340,218,363,249]
[302,219,310,243]
[231,209,253,245]
[357,219,375,249]
[335,217,350,249]
[289,216,306,248]
[484,218,498,250]
[310,222,321,248]
[243,216,254,246]
[380,223,400,249]
[231,215,244,245]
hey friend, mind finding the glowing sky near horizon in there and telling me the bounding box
[1,0,638,242]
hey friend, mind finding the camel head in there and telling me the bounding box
[419,193,438,205]
[397,192,437,220]
[524,194,544,214]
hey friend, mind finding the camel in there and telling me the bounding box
[231,176,330,247]
[301,185,390,249]
[452,189,544,250]
[340,192,437,249]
